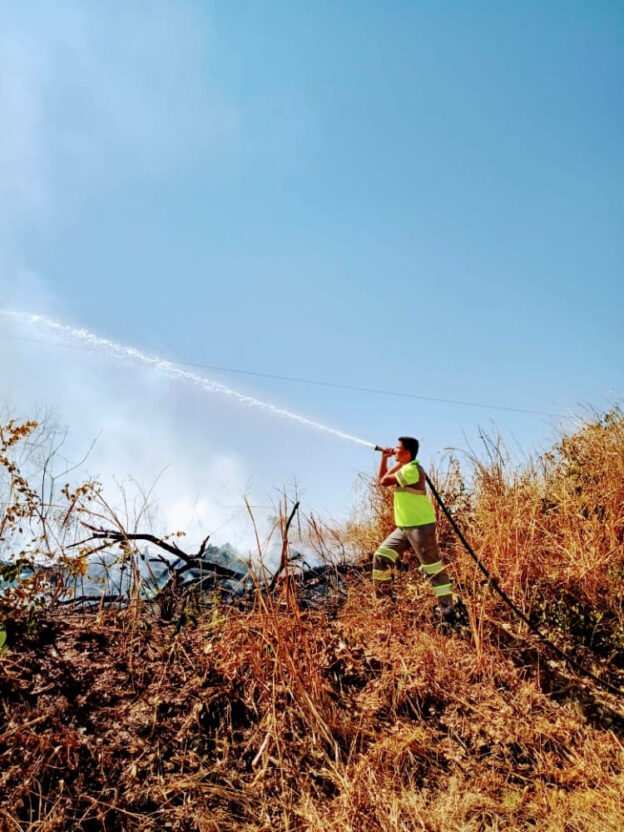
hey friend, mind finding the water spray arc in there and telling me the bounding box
[1,310,375,450]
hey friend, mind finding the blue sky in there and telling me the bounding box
[1,1,622,549]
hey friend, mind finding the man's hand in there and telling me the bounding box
[378,446,399,487]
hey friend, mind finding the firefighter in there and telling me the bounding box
[373,436,458,621]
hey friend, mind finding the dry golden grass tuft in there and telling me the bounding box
[1,409,624,830]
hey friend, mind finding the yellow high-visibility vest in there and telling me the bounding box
[394,460,436,528]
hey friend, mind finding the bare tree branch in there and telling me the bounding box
[70,524,246,580]
[269,500,300,592]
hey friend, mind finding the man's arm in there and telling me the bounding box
[378,449,401,487]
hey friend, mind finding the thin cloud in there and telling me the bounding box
[0,2,238,226]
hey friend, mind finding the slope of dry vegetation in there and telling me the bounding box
[1,410,624,831]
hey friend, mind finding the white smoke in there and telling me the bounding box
[0,296,374,556]
[0,301,272,553]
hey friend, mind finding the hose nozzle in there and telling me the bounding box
[374,445,384,452]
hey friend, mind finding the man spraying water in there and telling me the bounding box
[373,437,461,624]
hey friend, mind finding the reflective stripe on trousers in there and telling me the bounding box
[372,523,453,604]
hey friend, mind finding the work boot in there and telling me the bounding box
[373,579,395,602]
[434,599,468,631]
[374,590,396,616]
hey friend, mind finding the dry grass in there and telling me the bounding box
[1,409,624,831]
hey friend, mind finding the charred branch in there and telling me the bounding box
[70,524,246,581]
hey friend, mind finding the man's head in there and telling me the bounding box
[396,436,419,463]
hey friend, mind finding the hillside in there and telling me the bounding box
[1,410,624,831]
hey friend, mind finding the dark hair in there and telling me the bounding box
[398,436,419,460]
